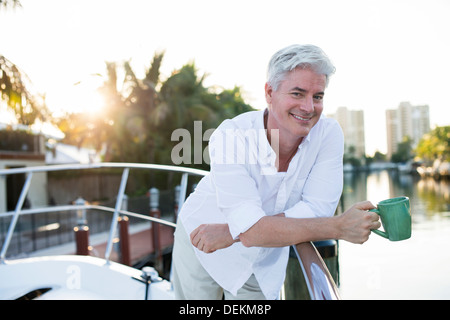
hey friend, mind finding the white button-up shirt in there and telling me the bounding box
[179,109,344,299]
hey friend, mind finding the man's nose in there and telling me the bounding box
[299,96,314,113]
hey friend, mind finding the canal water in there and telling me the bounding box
[338,170,450,299]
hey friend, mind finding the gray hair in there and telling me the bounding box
[267,44,336,90]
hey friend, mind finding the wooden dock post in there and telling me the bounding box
[74,225,89,255]
[74,197,89,255]
[118,216,131,266]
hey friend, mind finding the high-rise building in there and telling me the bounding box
[328,106,366,158]
[385,102,430,159]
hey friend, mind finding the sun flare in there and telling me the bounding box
[47,79,105,116]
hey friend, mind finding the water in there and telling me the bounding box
[338,170,450,299]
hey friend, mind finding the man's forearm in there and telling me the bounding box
[238,215,341,248]
[237,201,381,247]
[190,201,380,252]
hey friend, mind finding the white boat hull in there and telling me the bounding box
[0,255,174,300]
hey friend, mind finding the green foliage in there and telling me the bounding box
[0,3,52,126]
[343,145,361,167]
[415,126,450,163]
[0,55,50,125]
[0,0,21,10]
[391,136,414,163]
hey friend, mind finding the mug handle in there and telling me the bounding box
[369,208,389,239]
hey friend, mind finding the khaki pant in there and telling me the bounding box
[171,220,266,300]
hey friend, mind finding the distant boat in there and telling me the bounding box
[343,163,354,172]
[398,161,412,174]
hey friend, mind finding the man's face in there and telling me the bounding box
[265,67,326,142]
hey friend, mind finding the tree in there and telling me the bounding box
[372,151,387,162]
[415,126,450,163]
[344,145,362,167]
[0,0,21,10]
[391,136,413,163]
[0,55,51,126]
[0,1,51,126]
[120,52,165,164]
[216,86,255,118]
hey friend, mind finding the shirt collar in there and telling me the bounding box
[258,109,273,158]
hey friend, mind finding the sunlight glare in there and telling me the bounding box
[48,77,105,116]
[81,89,105,115]
[366,170,391,203]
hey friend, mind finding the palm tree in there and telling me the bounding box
[58,52,166,163]
[0,55,51,126]
[121,52,165,164]
[159,63,222,130]
[0,0,21,10]
[1,1,50,126]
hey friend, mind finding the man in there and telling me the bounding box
[171,44,380,300]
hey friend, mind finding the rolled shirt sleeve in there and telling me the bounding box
[210,165,267,239]
[208,122,267,239]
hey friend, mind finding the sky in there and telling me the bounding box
[1,0,449,155]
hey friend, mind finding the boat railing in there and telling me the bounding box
[0,162,208,263]
[0,162,340,300]
[291,242,340,300]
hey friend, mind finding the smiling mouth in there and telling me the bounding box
[290,113,313,121]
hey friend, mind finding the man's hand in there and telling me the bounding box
[337,201,381,244]
[190,224,237,253]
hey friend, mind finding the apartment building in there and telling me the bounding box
[328,106,366,158]
[385,102,430,159]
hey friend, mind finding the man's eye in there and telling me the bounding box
[290,92,304,98]
[313,95,323,101]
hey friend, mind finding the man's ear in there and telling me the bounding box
[265,82,273,105]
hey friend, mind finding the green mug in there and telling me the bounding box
[370,196,411,241]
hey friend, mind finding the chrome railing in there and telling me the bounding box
[0,162,208,263]
[292,242,340,300]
